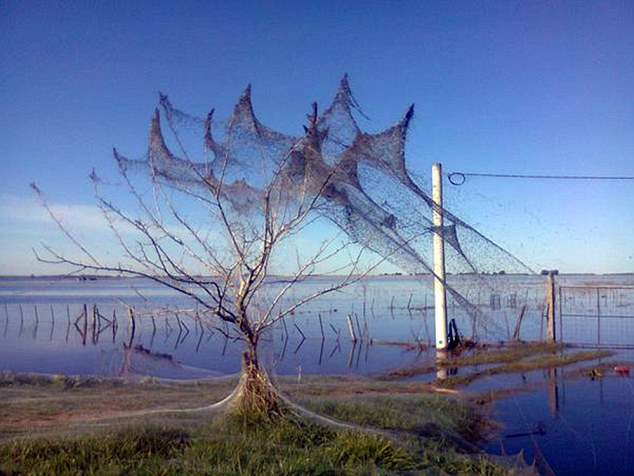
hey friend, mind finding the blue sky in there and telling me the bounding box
[1,0,633,275]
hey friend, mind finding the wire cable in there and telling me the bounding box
[447,172,634,186]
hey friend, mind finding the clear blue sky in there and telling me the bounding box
[1,0,633,275]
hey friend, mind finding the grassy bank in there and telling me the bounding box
[1,342,616,474]
[0,412,510,475]
[0,373,529,475]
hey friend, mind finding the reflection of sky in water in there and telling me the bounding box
[484,364,634,476]
[1,274,633,378]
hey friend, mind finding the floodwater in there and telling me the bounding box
[1,274,633,474]
[1,274,632,377]
[482,365,634,476]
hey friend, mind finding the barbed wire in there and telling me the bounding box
[447,171,634,186]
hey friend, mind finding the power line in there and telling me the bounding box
[447,171,634,186]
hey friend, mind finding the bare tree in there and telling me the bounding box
[32,84,387,416]
[34,76,524,414]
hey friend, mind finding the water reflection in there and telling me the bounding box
[2,275,633,380]
[1,301,432,380]
[485,356,634,476]
[547,367,559,417]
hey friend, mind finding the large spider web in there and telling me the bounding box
[114,75,534,337]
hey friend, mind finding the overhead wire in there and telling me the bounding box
[447,171,634,186]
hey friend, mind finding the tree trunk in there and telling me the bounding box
[232,338,280,418]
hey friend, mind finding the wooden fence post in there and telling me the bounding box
[545,270,558,343]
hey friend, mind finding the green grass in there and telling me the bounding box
[383,342,614,391]
[0,376,521,475]
[299,393,491,443]
[1,427,190,475]
[386,342,565,379]
[0,411,511,475]
[1,342,614,474]
[441,342,565,366]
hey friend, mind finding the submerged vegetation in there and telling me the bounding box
[436,349,613,389]
[386,342,614,387]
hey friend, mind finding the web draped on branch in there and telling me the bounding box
[114,75,533,331]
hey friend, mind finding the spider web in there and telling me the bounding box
[114,75,535,338]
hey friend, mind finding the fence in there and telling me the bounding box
[558,284,634,348]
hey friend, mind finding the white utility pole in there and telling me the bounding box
[432,163,448,350]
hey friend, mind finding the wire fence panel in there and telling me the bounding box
[559,285,634,348]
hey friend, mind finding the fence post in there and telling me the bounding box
[545,270,558,343]
[127,307,136,348]
[596,287,601,346]
[432,163,448,350]
[558,285,563,343]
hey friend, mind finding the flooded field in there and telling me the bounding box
[484,369,634,476]
[1,274,633,474]
[1,274,632,378]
